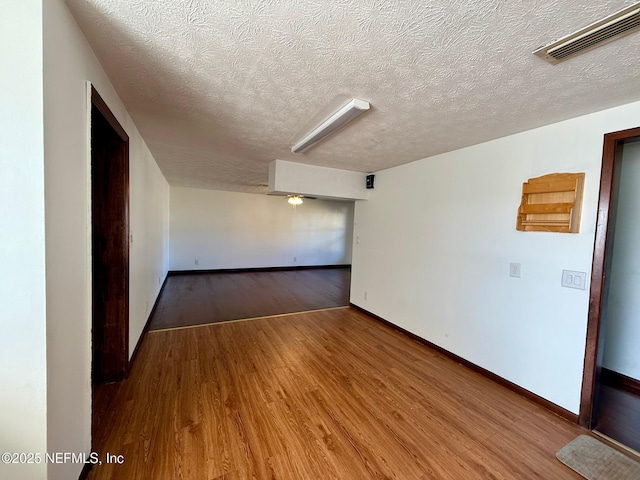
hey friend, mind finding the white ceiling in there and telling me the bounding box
[66,0,640,194]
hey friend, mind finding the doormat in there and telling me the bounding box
[557,435,640,480]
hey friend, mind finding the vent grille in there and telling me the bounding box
[534,3,640,64]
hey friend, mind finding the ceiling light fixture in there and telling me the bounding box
[287,195,303,207]
[534,3,640,64]
[291,98,370,154]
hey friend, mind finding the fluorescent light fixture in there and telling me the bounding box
[291,98,370,153]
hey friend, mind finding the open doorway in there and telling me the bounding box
[580,126,640,453]
[90,86,130,442]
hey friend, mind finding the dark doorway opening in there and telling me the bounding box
[91,85,129,408]
[580,126,640,453]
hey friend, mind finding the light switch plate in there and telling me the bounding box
[562,270,586,290]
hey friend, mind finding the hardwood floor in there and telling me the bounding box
[149,268,351,330]
[90,307,584,479]
[92,381,123,445]
[594,384,640,453]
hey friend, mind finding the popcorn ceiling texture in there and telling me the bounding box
[66,0,640,193]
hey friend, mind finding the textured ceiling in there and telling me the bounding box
[66,0,640,193]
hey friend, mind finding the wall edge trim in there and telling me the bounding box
[128,273,169,372]
[78,461,92,480]
[350,303,579,424]
[601,368,640,397]
[168,264,351,276]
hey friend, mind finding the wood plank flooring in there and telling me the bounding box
[149,268,351,330]
[90,308,584,479]
[594,384,640,453]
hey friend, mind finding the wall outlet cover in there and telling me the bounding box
[510,262,521,278]
[562,270,587,290]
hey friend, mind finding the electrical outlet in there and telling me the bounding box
[364,291,368,300]
[509,262,521,278]
[195,259,199,265]
[293,256,297,262]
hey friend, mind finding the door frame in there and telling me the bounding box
[90,85,130,383]
[579,125,640,427]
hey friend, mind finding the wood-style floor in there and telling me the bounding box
[90,307,584,479]
[149,268,351,330]
[594,385,640,453]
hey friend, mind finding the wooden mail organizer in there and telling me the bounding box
[516,172,585,233]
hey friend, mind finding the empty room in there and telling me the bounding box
[3,1,640,479]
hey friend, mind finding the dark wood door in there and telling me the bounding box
[91,87,130,385]
[580,127,640,435]
[589,141,624,428]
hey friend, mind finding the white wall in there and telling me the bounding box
[128,132,171,357]
[43,1,170,479]
[351,100,640,414]
[0,2,48,479]
[170,187,353,270]
[603,142,640,380]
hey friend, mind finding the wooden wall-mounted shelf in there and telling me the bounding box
[516,173,585,233]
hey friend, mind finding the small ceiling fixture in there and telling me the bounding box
[287,195,304,207]
[291,98,370,153]
[534,2,640,64]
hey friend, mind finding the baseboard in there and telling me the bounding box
[128,273,169,373]
[78,461,92,480]
[601,368,640,397]
[350,303,579,424]
[168,264,351,276]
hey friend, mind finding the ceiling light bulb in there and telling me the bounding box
[287,195,303,206]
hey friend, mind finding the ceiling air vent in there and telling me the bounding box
[534,2,640,64]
